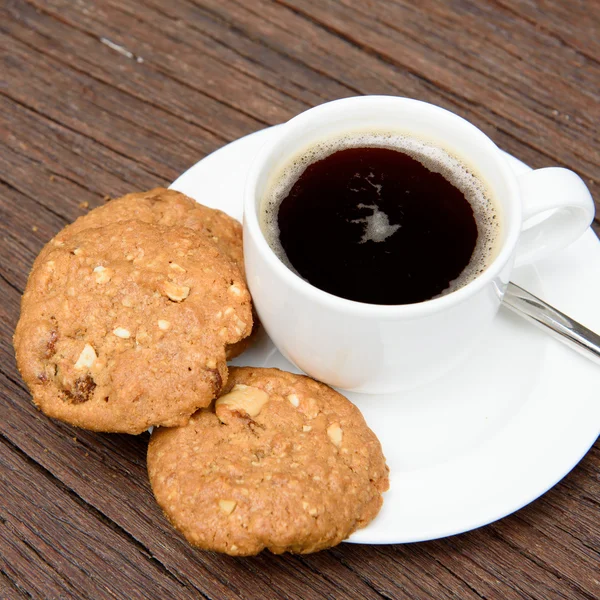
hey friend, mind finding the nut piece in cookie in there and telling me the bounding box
[147,367,389,556]
[225,309,261,361]
[14,221,252,434]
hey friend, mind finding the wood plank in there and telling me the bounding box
[0,436,193,599]
[107,0,346,106]
[489,517,599,599]
[493,0,600,60]
[1,1,599,598]
[24,0,305,124]
[1,96,148,229]
[4,0,260,145]
[368,0,599,118]
[2,32,193,184]
[332,544,494,599]
[275,0,599,180]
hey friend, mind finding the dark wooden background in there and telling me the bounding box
[1,1,598,598]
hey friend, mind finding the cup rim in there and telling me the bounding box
[243,95,522,318]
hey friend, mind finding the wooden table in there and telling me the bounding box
[2,1,598,598]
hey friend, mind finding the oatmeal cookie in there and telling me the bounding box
[37,188,253,358]
[148,367,388,555]
[14,221,252,434]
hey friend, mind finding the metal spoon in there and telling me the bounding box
[502,282,600,366]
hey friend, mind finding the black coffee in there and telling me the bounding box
[262,137,498,305]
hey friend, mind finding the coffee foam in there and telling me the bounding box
[261,131,501,299]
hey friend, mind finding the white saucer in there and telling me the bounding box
[171,127,600,544]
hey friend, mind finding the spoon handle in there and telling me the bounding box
[503,282,600,366]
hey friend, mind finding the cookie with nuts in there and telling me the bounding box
[32,188,255,359]
[147,367,389,555]
[14,220,252,434]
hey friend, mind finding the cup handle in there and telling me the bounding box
[514,167,595,267]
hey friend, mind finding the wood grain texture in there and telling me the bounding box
[1,1,598,598]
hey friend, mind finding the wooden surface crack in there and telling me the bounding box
[112,0,316,110]
[1,92,161,183]
[1,173,73,228]
[490,0,600,66]
[423,552,489,600]
[0,269,25,299]
[0,364,30,398]
[274,0,599,182]
[0,567,32,599]
[24,0,276,129]
[295,553,391,600]
[487,526,599,600]
[0,434,205,599]
[197,0,364,97]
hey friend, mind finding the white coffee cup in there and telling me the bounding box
[243,96,595,393]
